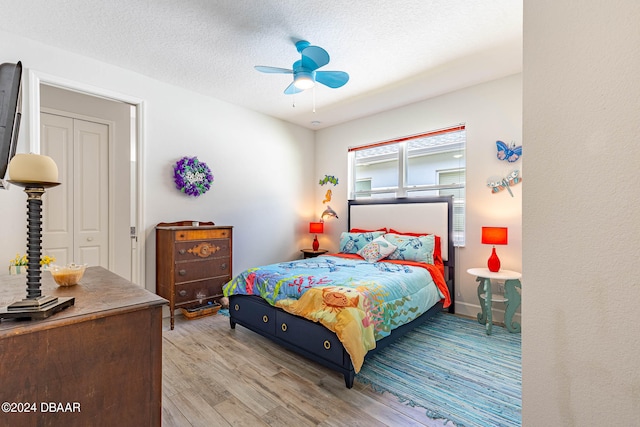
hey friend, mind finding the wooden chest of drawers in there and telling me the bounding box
[156,221,232,329]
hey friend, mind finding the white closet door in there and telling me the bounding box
[41,113,73,264]
[73,118,109,266]
[41,112,109,267]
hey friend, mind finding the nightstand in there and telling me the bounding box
[467,267,521,335]
[300,248,328,259]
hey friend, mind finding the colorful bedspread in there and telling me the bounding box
[223,255,450,372]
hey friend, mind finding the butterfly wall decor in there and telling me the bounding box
[496,140,522,162]
[487,169,522,197]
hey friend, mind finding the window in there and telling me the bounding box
[348,125,466,246]
[355,178,372,197]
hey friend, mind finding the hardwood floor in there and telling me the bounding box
[162,312,453,427]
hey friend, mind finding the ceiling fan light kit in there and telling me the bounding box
[255,40,349,95]
[293,71,315,89]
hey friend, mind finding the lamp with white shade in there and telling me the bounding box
[0,153,75,320]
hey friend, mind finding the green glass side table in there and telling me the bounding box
[467,267,522,335]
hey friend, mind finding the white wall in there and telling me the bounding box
[315,74,523,321]
[0,31,315,292]
[523,2,640,425]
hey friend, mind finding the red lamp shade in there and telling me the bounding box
[309,222,323,251]
[481,227,508,245]
[481,227,508,272]
[309,222,324,234]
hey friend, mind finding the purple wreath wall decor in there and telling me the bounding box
[173,156,213,197]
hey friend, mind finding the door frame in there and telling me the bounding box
[27,69,146,287]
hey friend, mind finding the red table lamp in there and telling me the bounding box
[481,227,508,272]
[309,222,324,251]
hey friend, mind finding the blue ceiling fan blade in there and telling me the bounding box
[315,71,349,88]
[255,66,293,74]
[284,81,304,95]
[300,46,330,71]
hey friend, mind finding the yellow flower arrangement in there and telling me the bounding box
[40,255,56,266]
[9,253,28,267]
[9,253,56,267]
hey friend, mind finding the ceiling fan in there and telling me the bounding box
[255,40,349,95]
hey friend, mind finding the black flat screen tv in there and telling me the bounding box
[0,61,22,189]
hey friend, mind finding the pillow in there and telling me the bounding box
[349,227,387,233]
[357,236,397,263]
[384,233,435,264]
[339,231,385,254]
[388,228,431,237]
[388,229,442,264]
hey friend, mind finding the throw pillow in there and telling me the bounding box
[339,231,385,254]
[357,236,397,263]
[384,233,435,264]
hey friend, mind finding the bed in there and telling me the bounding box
[223,197,455,388]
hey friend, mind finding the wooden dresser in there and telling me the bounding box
[0,266,167,427]
[156,221,233,329]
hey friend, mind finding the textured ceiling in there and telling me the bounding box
[2,0,522,129]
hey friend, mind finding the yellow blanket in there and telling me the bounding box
[275,285,377,373]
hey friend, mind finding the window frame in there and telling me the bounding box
[348,124,466,246]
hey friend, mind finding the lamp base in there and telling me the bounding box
[487,246,501,272]
[0,297,75,321]
[8,295,58,310]
[312,235,319,251]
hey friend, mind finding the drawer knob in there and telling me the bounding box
[234,304,239,311]
[178,249,186,255]
[179,290,187,297]
[178,269,187,276]
[281,323,287,332]
[323,340,331,350]
[220,263,227,270]
[262,315,269,323]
